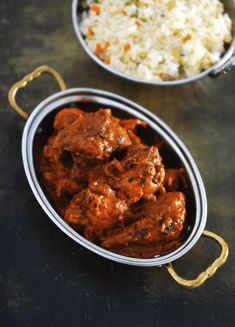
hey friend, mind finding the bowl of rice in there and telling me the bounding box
[72,0,235,85]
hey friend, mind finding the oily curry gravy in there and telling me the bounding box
[39,107,188,258]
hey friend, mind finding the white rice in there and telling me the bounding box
[80,0,232,81]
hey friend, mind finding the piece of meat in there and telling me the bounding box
[120,119,147,131]
[40,156,85,198]
[164,168,188,192]
[120,118,147,145]
[89,144,165,204]
[101,192,186,252]
[53,108,85,131]
[41,132,86,199]
[114,145,165,203]
[64,182,128,240]
[43,135,62,162]
[53,108,132,160]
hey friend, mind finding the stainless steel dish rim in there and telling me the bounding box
[72,0,235,86]
[22,87,207,266]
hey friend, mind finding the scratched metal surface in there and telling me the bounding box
[0,1,235,326]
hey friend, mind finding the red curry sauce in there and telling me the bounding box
[39,107,187,258]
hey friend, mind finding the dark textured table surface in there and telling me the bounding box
[1,1,235,326]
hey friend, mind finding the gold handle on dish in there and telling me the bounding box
[8,65,66,119]
[165,230,229,289]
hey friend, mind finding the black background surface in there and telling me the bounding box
[0,1,235,326]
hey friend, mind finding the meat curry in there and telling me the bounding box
[39,107,188,258]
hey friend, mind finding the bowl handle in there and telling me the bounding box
[8,65,67,119]
[165,230,229,289]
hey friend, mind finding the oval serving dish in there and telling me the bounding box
[8,65,228,288]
